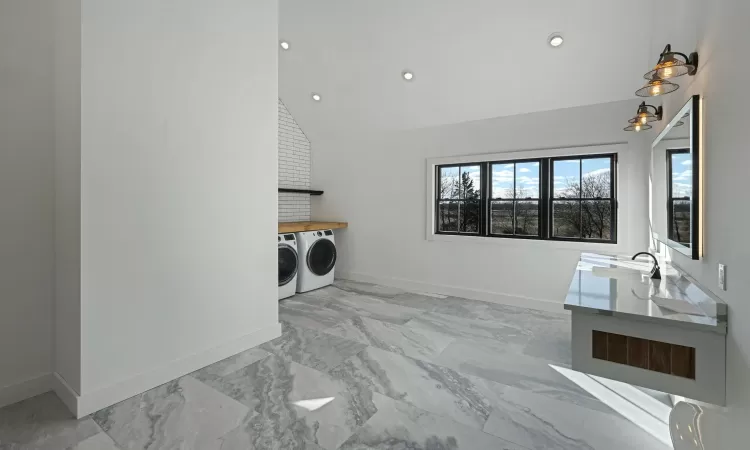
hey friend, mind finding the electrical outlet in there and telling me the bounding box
[718,263,727,291]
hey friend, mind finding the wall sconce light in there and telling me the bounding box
[644,44,698,80]
[624,102,662,131]
[636,75,679,97]
[633,101,663,125]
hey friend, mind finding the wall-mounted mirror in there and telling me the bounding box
[650,95,701,259]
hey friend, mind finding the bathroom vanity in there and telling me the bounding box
[565,253,727,405]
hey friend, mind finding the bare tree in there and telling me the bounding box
[438,172,479,232]
[557,173,612,239]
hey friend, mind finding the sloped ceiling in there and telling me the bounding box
[280,0,684,142]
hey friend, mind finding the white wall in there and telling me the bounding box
[77,0,279,400]
[312,100,652,309]
[652,0,750,447]
[278,99,312,222]
[0,0,55,405]
[54,0,83,396]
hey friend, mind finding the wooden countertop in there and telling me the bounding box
[278,221,348,233]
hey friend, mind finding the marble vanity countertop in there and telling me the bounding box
[564,253,727,334]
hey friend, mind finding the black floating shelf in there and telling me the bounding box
[279,187,324,196]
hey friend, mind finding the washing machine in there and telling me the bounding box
[295,229,336,293]
[278,233,298,300]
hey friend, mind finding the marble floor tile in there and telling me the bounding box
[68,432,120,450]
[0,281,670,450]
[191,347,270,380]
[0,392,101,450]
[331,280,405,299]
[432,339,612,414]
[304,287,424,325]
[338,392,526,450]
[261,321,367,372]
[480,385,670,450]
[93,376,248,450]
[279,297,354,331]
[203,355,377,450]
[404,311,533,349]
[393,292,505,318]
[323,316,455,361]
[329,346,495,430]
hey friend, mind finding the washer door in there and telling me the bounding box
[278,244,298,286]
[307,238,337,276]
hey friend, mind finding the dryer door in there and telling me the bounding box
[307,239,337,276]
[278,244,298,286]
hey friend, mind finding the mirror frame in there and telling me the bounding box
[651,95,702,260]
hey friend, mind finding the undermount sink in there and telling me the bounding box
[591,266,648,280]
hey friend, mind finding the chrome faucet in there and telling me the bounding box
[632,252,661,280]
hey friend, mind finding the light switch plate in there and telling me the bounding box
[718,263,727,291]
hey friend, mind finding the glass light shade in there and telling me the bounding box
[644,53,695,80]
[636,78,679,97]
[629,110,658,124]
[624,121,652,132]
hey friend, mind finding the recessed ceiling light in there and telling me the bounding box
[402,70,414,81]
[548,33,564,48]
[280,41,290,50]
[311,93,321,101]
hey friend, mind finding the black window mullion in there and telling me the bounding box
[512,163,517,235]
[611,155,617,241]
[578,159,583,239]
[479,163,489,236]
[541,159,550,239]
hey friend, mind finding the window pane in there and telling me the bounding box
[460,166,481,200]
[554,159,580,198]
[582,158,611,199]
[491,163,514,199]
[581,200,612,240]
[515,162,540,199]
[459,201,480,233]
[437,201,459,232]
[671,152,692,198]
[439,167,459,199]
[670,199,691,245]
[552,200,581,238]
[490,201,514,234]
[515,201,539,236]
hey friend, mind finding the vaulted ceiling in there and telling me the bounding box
[279,0,694,141]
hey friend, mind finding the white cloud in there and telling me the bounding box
[493,170,513,177]
[517,176,539,184]
[584,168,610,178]
[673,169,693,181]
[681,160,692,166]
[519,167,531,173]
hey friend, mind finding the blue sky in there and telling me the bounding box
[553,158,610,197]
[671,153,692,197]
[492,162,539,198]
[441,157,612,199]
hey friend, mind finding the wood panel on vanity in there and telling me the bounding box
[592,330,696,379]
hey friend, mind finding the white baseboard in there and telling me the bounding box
[0,373,54,409]
[336,271,567,315]
[56,322,282,418]
[52,372,80,416]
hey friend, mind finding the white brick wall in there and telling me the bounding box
[278,99,311,222]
